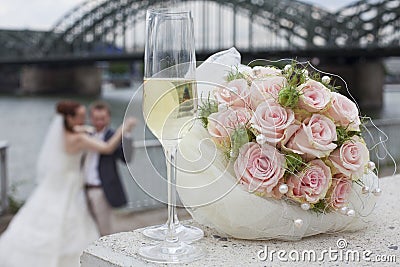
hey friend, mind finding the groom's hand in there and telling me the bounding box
[123,117,137,133]
[73,125,95,134]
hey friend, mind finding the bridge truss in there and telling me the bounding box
[0,0,399,60]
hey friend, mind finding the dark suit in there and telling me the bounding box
[98,128,133,208]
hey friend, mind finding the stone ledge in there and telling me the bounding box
[81,175,400,267]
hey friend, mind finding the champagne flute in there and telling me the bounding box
[139,9,204,263]
[142,8,203,244]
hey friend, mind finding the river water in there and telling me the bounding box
[0,83,399,205]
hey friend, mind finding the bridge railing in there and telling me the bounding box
[0,141,9,215]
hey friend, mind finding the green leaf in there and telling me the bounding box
[198,93,218,128]
[226,66,246,82]
[284,152,304,176]
[310,200,327,214]
[335,126,361,147]
[230,126,251,159]
[278,85,300,108]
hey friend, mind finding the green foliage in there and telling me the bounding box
[198,93,218,128]
[1,182,25,214]
[278,62,308,108]
[229,126,251,159]
[283,62,308,86]
[246,127,256,142]
[226,66,246,82]
[7,195,23,214]
[311,200,327,214]
[353,178,365,187]
[279,62,342,108]
[284,152,304,177]
[109,62,130,74]
[325,80,341,92]
[335,126,361,147]
[309,72,341,92]
[278,85,301,108]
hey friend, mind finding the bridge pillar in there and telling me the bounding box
[355,60,385,109]
[320,59,384,110]
[0,66,20,93]
[20,65,102,95]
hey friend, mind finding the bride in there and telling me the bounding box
[0,100,136,267]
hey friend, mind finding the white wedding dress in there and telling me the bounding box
[0,116,99,267]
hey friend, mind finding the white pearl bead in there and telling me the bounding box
[367,161,376,170]
[301,203,310,210]
[321,76,331,84]
[302,69,309,77]
[362,186,370,194]
[256,134,267,145]
[347,209,355,217]
[229,150,235,158]
[372,188,382,196]
[279,184,289,194]
[340,206,348,215]
[294,219,303,228]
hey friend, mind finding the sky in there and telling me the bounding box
[0,0,83,30]
[0,0,356,30]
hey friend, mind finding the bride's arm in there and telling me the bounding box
[73,118,136,154]
[76,126,123,154]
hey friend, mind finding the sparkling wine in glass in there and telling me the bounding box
[139,9,204,263]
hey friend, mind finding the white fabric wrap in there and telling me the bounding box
[176,48,379,240]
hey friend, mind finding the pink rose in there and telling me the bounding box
[329,136,369,179]
[285,114,337,159]
[327,173,352,210]
[298,79,332,112]
[325,92,361,131]
[207,107,252,142]
[214,79,251,108]
[234,142,285,194]
[287,159,332,204]
[250,76,287,108]
[280,123,302,153]
[250,99,295,145]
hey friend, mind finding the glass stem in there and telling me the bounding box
[164,143,179,243]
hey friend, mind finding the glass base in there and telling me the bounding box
[139,241,204,263]
[142,223,204,243]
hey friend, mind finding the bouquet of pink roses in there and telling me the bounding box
[199,62,376,214]
[176,48,380,240]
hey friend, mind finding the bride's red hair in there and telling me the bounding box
[56,100,82,132]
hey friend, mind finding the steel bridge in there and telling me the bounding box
[0,0,399,109]
[1,0,400,64]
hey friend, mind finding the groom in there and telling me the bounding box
[84,101,136,236]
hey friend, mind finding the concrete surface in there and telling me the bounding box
[81,175,400,267]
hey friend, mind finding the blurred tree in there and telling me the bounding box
[109,62,130,74]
